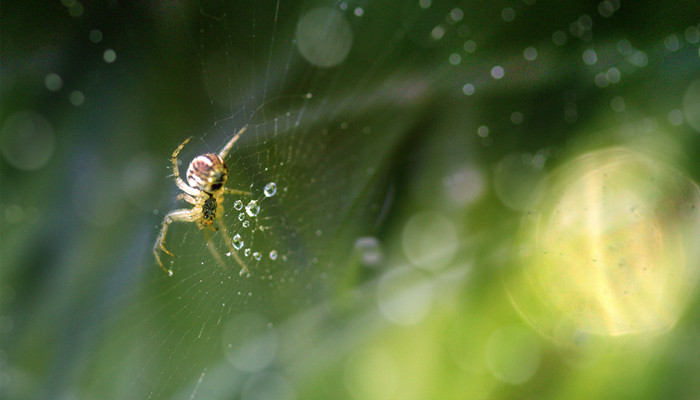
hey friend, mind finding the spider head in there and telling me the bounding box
[186,154,228,193]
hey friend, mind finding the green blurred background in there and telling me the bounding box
[2,0,700,399]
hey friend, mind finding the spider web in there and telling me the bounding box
[5,0,700,399]
[79,1,433,398]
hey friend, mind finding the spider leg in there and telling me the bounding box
[217,126,247,160]
[216,218,250,274]
[176,193,198,204]
[223,188,252,196]
[171,137,200,196]
[154,208,199,276]
[201,229,232,273]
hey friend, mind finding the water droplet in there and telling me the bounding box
[234,199,244,210]
[296,8,352,68]
[463,40,476,53]
[523,47,537,61]
[664,34,680,52]
[668,109,684,126]
[44,73,63,92]
[511,112,524,124]
[629,51,648,67]
[89,29,103,43]
[0,111,56,171]
[501,7,516,22]
[242,220,250,228]
[462,83,475,96]
[606,68,621,84]
[493,153,546,211]
[582,49,598,65]
[490,66,504,79]
[244,248,252,257]
[402,212,458,271]
[578,14,593,29]
[485,326,541,384]
[450,8,463,22]
[103,48,117,63]
[598,1,615,17]
[269,250,278,260]
[232,234,244,250]
[69,91,84,106]
[683,79,700,132]
[552,30,567,46]
[611,96,625,112]
[430,25,445,40]
[685,26,700,44]
[264,182,277,197]
[377,266,433,325]
[594,72,609,88]
[246,200,260,217]
[354,237,383,267]
[253,252,262,261]
[238,212,246,221]
[68,2,84,17]
[221,313,278,371]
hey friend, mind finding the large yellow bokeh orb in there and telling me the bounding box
[510,147,700,345]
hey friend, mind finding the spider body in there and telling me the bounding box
[201,197,218,224]
[187,154,227,192]
[154,127,250,276]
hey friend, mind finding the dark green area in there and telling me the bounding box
[2,1,700,399]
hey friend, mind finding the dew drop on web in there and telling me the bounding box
[246,200,260,217]
[264,182,277,197]
[232,234,244,250]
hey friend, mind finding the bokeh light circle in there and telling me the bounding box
[683,78,700,133]
[295,7,353,68]
[509,147,700,345]
[493,153,546,212]
[344,347,399,400]
[402,211,458,271]
[485,325,541,384]
[377,266,433,325]
[241,372,296,400]
[1,111,56,171]
[222,313,278,372]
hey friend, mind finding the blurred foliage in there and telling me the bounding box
[2,1,700,399]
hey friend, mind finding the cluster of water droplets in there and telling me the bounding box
[228,182,281,263]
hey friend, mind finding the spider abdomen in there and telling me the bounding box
[186,154,228,192]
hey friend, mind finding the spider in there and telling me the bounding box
[153,126,251,276]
